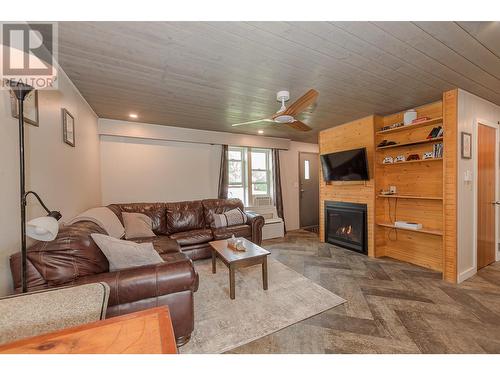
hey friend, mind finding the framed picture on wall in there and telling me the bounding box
[461,132,472,159]
[62,108,75,147]
[11,90,39,126]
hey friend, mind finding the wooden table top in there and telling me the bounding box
[209,238,270,263]
[0,307,177,354]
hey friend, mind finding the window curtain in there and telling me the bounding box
[272,148,286,233]
[218,145,229,199]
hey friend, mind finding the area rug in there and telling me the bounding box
[179,257,346,354]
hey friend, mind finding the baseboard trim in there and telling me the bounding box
[458,266,476,283]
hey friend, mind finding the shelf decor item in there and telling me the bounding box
[461,132,472,159]
[403,109,417,125]
[62,108,75,147]
[394,221,423,230]
[411,116,430,124]
[407,154,420,161]
[383,156,394,164]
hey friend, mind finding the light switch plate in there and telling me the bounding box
[464,170,473,182]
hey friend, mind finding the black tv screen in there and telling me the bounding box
[320,148,369,181]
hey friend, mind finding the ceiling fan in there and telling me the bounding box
[232,89,319,131]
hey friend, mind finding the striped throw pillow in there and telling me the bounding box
[213,208,247,228]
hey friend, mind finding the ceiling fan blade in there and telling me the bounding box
[231,118,274,127]
[281,89,319,117]
[287,120,312,132]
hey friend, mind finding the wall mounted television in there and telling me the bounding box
[320,148,369,181]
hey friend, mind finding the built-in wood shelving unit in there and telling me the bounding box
[374,100,445,273]
[376,137,443,150]
[376,222,443,236]
[376,117,443,135]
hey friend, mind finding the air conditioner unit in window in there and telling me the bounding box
[247,195,284,240]
[253,195,273,207]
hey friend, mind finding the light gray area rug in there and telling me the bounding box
[180,257,346,354]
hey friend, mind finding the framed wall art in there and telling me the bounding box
[461,132,472,159]
[62,108,75,147]
[11,90,39,126]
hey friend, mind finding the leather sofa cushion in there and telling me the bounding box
[212,224,251,240]
[107,203,168,235]
[10,252,50,290]
[202,198,244,228]
[133,236,181,255]
[27,221,109,286]
[180,244,212,261]
[169,229,213,246]
[122,212,155,239]
[166,201,205,234]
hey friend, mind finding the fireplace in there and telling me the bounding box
[324,201,367,254]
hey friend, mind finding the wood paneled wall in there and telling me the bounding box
[319,116,378,257]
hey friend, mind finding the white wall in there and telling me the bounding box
[0,71,101,296]
[100,136,221,203]
[98,119,317,230]
[280,141,319,231]
[457,89,500,282]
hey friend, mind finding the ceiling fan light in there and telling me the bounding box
[274,114,295,124]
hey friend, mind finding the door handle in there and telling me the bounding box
[491,201,500,205]
[300,189,305,193]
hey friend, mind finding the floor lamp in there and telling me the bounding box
[8,80,62,293]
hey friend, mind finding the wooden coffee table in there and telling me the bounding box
[209,238,270,299]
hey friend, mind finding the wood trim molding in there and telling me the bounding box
[443,89,459,283]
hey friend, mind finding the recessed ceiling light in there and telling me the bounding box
[258,130,264,134]
[129,113,138,119]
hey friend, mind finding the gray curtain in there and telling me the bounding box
[272,149,286,233]
[218,145,229,199]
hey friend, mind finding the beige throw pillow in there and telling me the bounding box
[91,233,163,272]
[122,212,155,239]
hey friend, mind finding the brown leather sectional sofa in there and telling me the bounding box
[10,198,264,346]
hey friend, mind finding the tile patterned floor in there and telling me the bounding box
[227,230,500,354]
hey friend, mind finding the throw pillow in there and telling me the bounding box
[213,208,247,229]
[90,233,163,272]
[122,212,155,239]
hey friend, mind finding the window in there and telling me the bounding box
[228,147,273,206]
[228,148,245,203]
[304,160,310,180]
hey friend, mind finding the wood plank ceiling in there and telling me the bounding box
[57,22,500,143]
